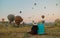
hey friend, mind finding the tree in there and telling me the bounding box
[7,14,15,23]
[15,16,23,26]
[54,19,60,27]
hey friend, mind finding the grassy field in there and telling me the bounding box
[0,23,60,38]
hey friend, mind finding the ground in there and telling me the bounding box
[0,23,60,38]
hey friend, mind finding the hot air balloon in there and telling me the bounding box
[34,3,37,6]
[48,14,49,15]
[41,15,45,23]
[32,7,34,9]
[44,6,46,9]
[7,14,15,23]
[20,11,22,13]
[28,17,31,19]
[15,16,23,26]
[56,3,58,6]
[2,18,4,21]
[52,13,54,15]
[41,15,45,19]
[2,18,5,23]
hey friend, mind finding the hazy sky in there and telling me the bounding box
[0,0,60,22]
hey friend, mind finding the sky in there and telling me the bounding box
[0,0,60,23]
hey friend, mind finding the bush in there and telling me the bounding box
[54,19,60,27]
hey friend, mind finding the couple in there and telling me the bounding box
[30,21,45,35]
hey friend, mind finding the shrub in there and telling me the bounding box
[54,19,60,27]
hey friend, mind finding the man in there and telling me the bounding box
[29,21,38,35]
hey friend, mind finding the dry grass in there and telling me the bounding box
[0,23,60,38]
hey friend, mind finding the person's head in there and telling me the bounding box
[32,21,37,25]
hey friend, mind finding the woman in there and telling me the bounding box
[37,22,45,35]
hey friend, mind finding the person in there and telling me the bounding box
[37,22,45,35]
[29,21,38,35]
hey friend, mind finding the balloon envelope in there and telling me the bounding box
[41,15,45,19]
[20,11,22,13]
[34,3,37,5]
[7,14,15,23]
[15,16,23,25]
[56,3,58,6]
[44,6,46,9]
[52,13,54,15]
[32,7,34,9]
[2,18,5,21]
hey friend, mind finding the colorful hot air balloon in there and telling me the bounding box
[7,14,15,23]
[15,16,23,26]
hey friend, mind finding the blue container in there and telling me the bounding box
[37,23,45,34]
